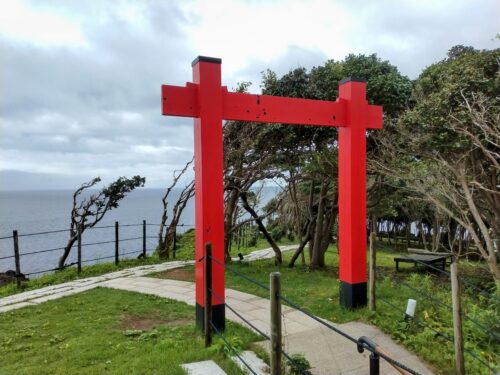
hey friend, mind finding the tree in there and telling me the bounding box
[259,54,412,268]
[375,46,500,284]
[223,83,284,262]
[157,158,195,259]
[59,176,146,269]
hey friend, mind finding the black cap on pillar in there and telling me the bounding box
[192,56,222,66]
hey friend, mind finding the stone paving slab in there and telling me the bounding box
[0,301,36,313]
[181,360,227,375]
[232,351,269,375]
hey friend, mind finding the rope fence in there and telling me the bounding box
[375,255,497,373]
[398,254,499,302]
[377,267,500,343]
[202,244,422,375]
[378,297,493,371]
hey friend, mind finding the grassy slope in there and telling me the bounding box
[0,288,259,375]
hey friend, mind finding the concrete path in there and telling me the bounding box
[0,244,434,374]
[0,245,297,312]
[102,277,434,375]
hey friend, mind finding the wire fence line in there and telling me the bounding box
[376,267,500,342]
[204,253,422,375]
[0,221,194,281]
[397,254,499,302]
[378,297,493,371]
[377,259,497,373]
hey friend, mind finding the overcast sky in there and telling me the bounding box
[0,0,498,190]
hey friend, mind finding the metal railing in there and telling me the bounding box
[0,220,195,284]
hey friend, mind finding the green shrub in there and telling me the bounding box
[286,353,312,375]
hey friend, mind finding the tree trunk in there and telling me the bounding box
[240,192,282,264]
[418,221,428,250]
[289,175,306,266]
[432,215,441,252]
[405,220,411,249]
[288,232,313,268]
[224,189,239,260]
[58,233,78,269]
[311,181,327,268]
[307,180,315,261]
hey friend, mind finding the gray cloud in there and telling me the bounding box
[1,0,498,190]
[341,0,499,77]
[0,1,196,189]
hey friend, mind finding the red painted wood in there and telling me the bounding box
[162,84,382,130]
[223,90,346,126]
[161,57,383,311]
[338,81,369,284]
[162,83,198,117]
[192,60,225,310]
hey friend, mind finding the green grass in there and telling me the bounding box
[150,245,500,375]
[0,288,260,375]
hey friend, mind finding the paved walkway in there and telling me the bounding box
[103,277,433,375]
[0,245,296,312]
[0,245,434,374]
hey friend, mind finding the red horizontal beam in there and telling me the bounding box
[223,90,345,127]
[162,84,382,129]
[162,84,199,117]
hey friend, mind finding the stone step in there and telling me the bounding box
[181,360,227,375]
[180,351,268,375]
[232,350,269,375]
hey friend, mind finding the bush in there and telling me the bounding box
[286,353,312,375]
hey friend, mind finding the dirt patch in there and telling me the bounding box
[118,312,191,331]
[155,268,195,282]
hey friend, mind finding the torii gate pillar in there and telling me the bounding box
[161,56,383,330]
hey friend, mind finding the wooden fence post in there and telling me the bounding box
[270,272,282,375]
[13,230,21,288]
[451,261,465,375]
[369,231,377,311]
[77,226,82,273]
[204,243,213,347]
[115,221,119,265]
[142,220,147,259]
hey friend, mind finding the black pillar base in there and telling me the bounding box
[196,303,225,331]
[340,281,367,308]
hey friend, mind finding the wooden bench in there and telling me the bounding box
[394,253,453,271]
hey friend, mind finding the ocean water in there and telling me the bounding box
[0,189,194,276]
[0,187,277,277]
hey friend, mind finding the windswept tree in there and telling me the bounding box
[259,54,411,268]
[375,46,500,284]
[157,158,195,259]
[59,176,146,269]
[223,83,284,262]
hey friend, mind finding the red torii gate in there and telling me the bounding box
[161,56,383,330]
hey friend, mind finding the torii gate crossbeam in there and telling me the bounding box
[161,56,383,330]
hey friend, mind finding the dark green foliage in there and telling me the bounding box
[286,353,312,375]
[403,46,500,155]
